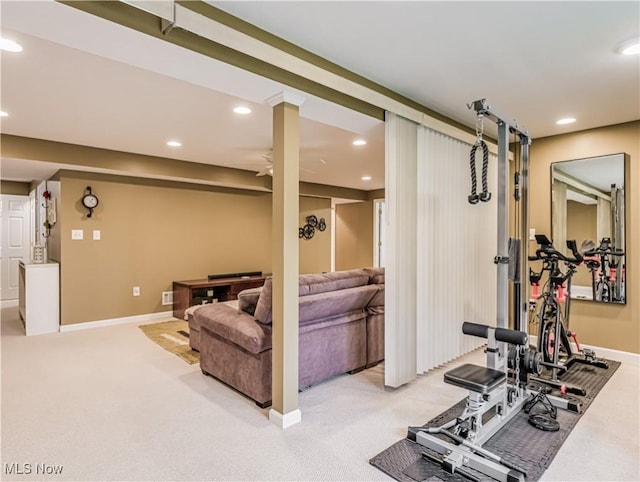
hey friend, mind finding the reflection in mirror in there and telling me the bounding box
[551,153,626,304]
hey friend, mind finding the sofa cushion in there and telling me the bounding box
[298,270,369,296]
[368,284,384,308]
[299,310,365,335]
[364,267,385,285]
[299,284,378,326]
[253,278,273,324]
[237,287,262,316]
[195,303,272,354]
[254,269,369,325]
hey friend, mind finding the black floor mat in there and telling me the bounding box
[370,359,620,481]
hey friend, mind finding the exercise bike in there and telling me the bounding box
[581,237,626,303]
[528,234,609,396]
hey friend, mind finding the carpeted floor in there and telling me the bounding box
[370,359,621,481]
[139,319,199,364]
[2,298,638,482]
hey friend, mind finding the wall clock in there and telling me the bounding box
[82,186,99,218]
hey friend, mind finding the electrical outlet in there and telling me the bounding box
[133,286,140,297]
[93,230,101,240]
[162,291,173,305]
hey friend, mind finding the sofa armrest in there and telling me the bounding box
[195,303,272,354]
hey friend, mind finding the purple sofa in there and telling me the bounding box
[191,268,384,407]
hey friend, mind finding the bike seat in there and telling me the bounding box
[444,363,506,395]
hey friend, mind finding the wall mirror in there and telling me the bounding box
[551,153,627,304]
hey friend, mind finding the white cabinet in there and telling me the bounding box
[18,261,60,336]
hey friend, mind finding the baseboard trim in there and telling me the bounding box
[269,408,302,429]
[529,335,639,366]
[60,311,174,332]
[580,344,639,366]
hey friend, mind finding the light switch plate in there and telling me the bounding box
[72,229,83,240]
[529,228,536,240]
[93,230,101,240]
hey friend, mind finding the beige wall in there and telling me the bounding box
[58,175,333,325]
[335,200,374,270]
[1,137,369,326]
[0,181,30,195]
[299,197,332,274]
[566,200,597,287]
[529,120,638,353]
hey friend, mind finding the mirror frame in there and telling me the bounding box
[550,152,628,304]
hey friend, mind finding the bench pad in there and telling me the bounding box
[444,363,506,394]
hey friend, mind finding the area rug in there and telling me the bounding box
[370,359,620,481]
[139,319,199,365]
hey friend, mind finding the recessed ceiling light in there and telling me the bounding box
[233,106,251,115]
[618,38,640,55]
[361,175,372,181]
[353,139,367,146]
[0,111,8,117]
[166,140,182,147]
[556,117,576,125]
[0,38,23,52]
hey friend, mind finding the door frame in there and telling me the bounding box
[1,194,31,300]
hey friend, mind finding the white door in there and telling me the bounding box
[1,195,31,300]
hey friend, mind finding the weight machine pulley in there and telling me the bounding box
[466,98,531,338]
[409,100,580,482]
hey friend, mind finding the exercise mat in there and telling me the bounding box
[370,360,620,481]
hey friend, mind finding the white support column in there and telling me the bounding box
[266,91,305,428]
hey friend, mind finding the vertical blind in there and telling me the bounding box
[384,113,418,387]
[416,126,497,374]
[385,117,498,386]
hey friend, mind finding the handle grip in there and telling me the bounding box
[495,327,528,346]
[462,321,489,338]
[462,322,528,346]
[566,240,583,264]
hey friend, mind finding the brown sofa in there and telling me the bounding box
[190,268,384,407]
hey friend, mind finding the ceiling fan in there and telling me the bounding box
[225,151,318,177]
[256,153,274,177]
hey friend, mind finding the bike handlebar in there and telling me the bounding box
[583,248,625,257]
[529,239,583,265]
[582,237,625,257]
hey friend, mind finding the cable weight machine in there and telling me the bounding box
[408,100,578,482]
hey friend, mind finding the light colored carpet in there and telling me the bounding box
[1,300,639,481]
[139,319,199,365]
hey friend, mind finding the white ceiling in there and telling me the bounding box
[0,1,384,190]
[1,1,639,192]
[214,1,640,138]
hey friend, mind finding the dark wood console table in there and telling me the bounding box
[173,275,267,319]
